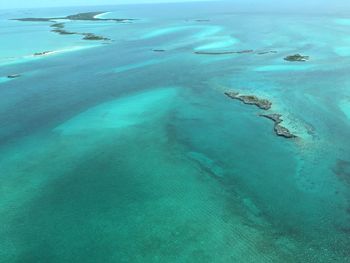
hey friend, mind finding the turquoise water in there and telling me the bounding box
[1,2,350,262]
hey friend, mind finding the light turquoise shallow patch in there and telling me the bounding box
[195,37,238,51]
[254,64,313,72]
[140,25,222,40]
[335,18,350,26]
[113,58,165,73]
[334,47,350,56]
[141,25,192,39]
[193,25,222,38]
[0,77,10,84]
[54,87,178,135]
[339,99,350,120]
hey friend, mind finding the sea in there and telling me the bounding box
[0,2,350,262]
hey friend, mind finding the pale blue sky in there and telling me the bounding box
[0,0,213,9]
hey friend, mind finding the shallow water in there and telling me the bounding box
[1,2,350,262]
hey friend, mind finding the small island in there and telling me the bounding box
[224,91,272,110]
[82,33,110,41]
[224,91,296,139]
[7,74,21,79]
[259,114,297,138]
[284,54,309,62]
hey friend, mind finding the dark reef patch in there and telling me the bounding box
[333,160,350,185]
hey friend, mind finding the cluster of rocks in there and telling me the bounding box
[225,91,297,139]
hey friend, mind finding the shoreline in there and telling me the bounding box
[0,45,99,67]
[94,12,111,19]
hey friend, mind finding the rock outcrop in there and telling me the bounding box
[260,114,297,138]
[284,54,309,62]
[224,91,272,110]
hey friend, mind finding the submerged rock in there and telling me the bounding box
[284,54,309,62]
[260,114,297,139]
[333,159,350,185]
[152,49,166,52]
[224,91,272,110]
[187,151,224,178]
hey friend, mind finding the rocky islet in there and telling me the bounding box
[225,91,296,139]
